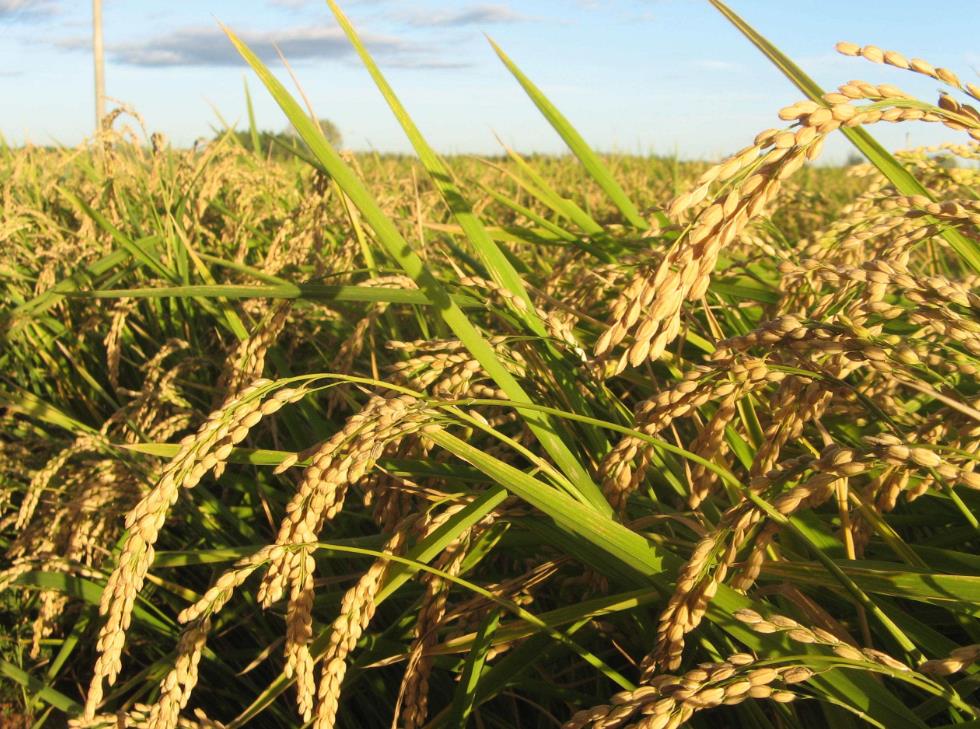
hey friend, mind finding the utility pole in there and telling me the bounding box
[92,0,105,135]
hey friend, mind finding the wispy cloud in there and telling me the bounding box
[110,27,367,67]
[382,56,469,70]
[794,52,865,74]
[694,59,741,72]
[268,0,390,8]
[403,4,530,28]
[0,0,57,20]
[57,25,459,69]
[267,0,316,7]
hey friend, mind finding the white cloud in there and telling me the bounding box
[57,24,462,69]
[0,0,57,20]
[403,4,530,28]
[694,59,741,72]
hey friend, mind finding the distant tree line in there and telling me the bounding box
[221,118,342,158]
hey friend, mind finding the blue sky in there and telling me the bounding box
[2,0,977,162]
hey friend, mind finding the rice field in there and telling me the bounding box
[2,1,980,727]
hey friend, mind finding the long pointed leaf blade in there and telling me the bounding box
[324,0,547,337]
[243,78,262,155]
[428,428,930,729]
[221,22,609,512]
[0,661,80,713]
[487,36,657,230]
[69,282,470,306]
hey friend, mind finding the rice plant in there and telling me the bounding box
[2,1,979,727]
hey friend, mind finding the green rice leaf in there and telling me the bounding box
[223,21,610,512]
[488,37,657,230]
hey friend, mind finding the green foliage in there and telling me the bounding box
[221,117,343,159]
[285,117,342,147]
[2,4,980,729]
